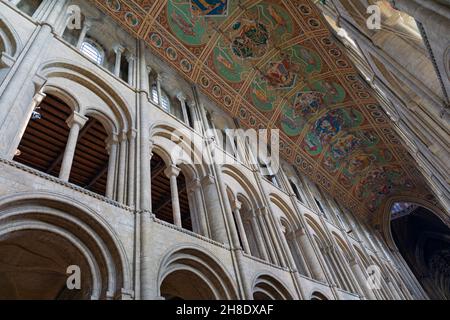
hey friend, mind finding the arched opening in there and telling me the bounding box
[280,218,309,276]
[14,94,111,196]
[0,229,92,299]
[151,153,192,231]
[69,116,109,196]
[161,270,216,300]
[0,197,129,300]
[289,180,303,202]
[311,291,328,300]
[390,203,450,299]
[151,153,173,223]
[253,275,293,300]
[14,94,72,177]
[159,248,237,300]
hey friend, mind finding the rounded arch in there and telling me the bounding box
[304,213,330,248]
[269,193,300,230]
[42,85,81,113]
[39,59,133,134]
[0,14,22,58]
[150,121,207,178]
[310,291,330,300]
[332,232,353,263]
[222,164,264,210]
[157,245,238,300]
[252,274,294,300]
[0,192,132,299]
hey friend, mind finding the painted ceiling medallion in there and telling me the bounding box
[92,0,436,218]
[190,0,229,17]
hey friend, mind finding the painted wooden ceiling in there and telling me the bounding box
[92,0,436,218]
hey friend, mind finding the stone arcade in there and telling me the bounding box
[0,0,448,300]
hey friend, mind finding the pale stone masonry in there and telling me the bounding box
[0,0,446,300]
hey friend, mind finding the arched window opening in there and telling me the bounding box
[119,54,129,82]
[69,117,109,196]
[14,94,72,178]
[80,38,104,65]
[151,84,159,104]
[151,155,192,232]
[390,203,450,300]
[161,91,171,112]
[315,198,326,215]
[280,219,309,276]
[290,180,303,202]
[17,0,43,17]
[151,153,173,224]
[177,171,192,231]
[259,158,280,188]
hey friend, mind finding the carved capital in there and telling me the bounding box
[66,112,88,128]
[164,165,181,179]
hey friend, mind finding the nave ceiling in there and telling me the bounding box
[92,0,440,220]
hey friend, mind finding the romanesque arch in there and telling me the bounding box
[158,246,238,300]
[252,274,293,300]
[0,192,131,299]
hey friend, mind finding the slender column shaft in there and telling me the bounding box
[165,165,182,228]
[105,135,118,199]
[350,259,377,300]
[113,45,125,77]
[256,212,277,264]
[76,20,92,49]
[189,180,209,237]
[249,213,269,261]
[116,132,127,203]
[231,201,251,254]
[59,112,88,181]
[127,129,137,206]
[296,228,327,282]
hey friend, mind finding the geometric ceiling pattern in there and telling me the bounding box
[93,0,436,219]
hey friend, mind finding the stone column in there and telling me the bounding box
[113,44,125,77]
[249,211,269,261]
[126,53,136,87]
[105,134,119,199]
[256,209,277,264]
[295,227,327,282]
[165,165,182,228]
[349,258,377,300]
[176,93,190,125]
[156,73,163,107]
[187,101,199,131]
[275,219,299,271]
[201,175,228,244]
[116,131,128,203]
[138,51,152,211]
[59,112,88,181]
[287,231,311,277]
[231,200,251,254]
[261,207,287,268]
[76,19,92,49]
[127,129,137,207]
[187,178,209,237]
